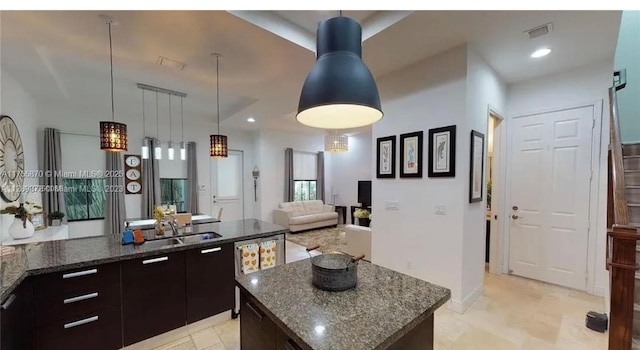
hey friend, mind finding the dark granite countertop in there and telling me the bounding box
[236,259,451,350]
[1,219,287,301]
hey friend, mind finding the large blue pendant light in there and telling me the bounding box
[296,14,383,129]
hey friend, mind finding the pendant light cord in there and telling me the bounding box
[142,90,146,138]
[156,91,160,141]
[181,97,184,142]
[108,21,115,122]
[168,95,172,143]
[216,55,221,134]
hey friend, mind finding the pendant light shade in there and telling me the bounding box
[100,17,128,151]
[210,135,228,158]
[142,137,150,160]
[180,141,187,161]
[210,53,228,158]
[324,133,348,152]
[297,16,382,129]
[100,121,127,151]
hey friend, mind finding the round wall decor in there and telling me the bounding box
[0,115,25,202]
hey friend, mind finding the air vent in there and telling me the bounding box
[524,22,553,40]
[157,56,187,70]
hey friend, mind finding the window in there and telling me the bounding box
[160,178,188,213]
[294,180,317,201]
[292,151,318,202]
[63,178,106,221]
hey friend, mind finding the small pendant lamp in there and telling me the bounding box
[296,12,382,129]
[180,96,187,161]
[167,95,175,160]
[210,53,228,158]
[141,90,150,159]
[99,16,127,151]
[324,131,348,152]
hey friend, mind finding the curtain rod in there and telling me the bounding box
[136,83,187,98]
[293,150,320,155]
[60,131,99,138]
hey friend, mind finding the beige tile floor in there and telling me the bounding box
[144,241,607,350]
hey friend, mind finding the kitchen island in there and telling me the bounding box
[236,259,451,350]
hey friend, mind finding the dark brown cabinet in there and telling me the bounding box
[186,243,234,323]
[1,278,34,350]
[240,291,276,350]
[31,262,122,350]
[121,251,186,346]
[276,327,303,350]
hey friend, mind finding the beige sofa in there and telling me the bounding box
[273,200,338,233]
[344,224,372,261]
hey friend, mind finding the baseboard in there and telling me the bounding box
[448,283,484,314]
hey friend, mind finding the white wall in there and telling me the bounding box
[0,69,41,241]
[614,10,640,143]
[328,130,372,223]
[371,45,469,308]
[461,47,507,304]
[507,60,613,302]
[255,129,327,222]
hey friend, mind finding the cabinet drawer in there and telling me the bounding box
[36,305,122,350]
[240,292,276,350]
[34,282,120,326]
[186,243,235,323]
[33,262,120,302]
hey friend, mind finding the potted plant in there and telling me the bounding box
[49,211,65,226]
[354,208,371,227]
[1,201,42,239]
[153,207,166,236]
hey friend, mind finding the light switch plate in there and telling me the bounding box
[385,201,399,210]
[435,205,446,215]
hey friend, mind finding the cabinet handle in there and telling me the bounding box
[1,294,16,310]
[143,256,169,264]
[64,292,98,304]
[63,269,98,279]
[201,247,222,254]
[285,339,301,350]
[246,301,264,321]
[64,315,99,329]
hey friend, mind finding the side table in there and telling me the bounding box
[334,205,347,225]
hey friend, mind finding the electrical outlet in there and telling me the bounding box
[435,205,446,215]
[385,201,399,210]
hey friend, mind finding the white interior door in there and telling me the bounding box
[507,105,594,290]
[210,150,244,221]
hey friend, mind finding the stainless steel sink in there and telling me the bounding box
[140,237,184,249]
[141,232,222,247]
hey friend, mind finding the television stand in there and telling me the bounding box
[350,205,372,225]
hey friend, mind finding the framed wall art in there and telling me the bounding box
[30,212,47,231]
[428,125,456,177]
[469,130,485,203]
[376,136,396,178]
[399,131,423,178]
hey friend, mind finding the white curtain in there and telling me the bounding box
[42,128,67,223]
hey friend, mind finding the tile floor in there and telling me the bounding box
[143,241,607,350]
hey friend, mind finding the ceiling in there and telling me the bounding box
[0,10,622,135]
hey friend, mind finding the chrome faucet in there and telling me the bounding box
[163,215,180,237]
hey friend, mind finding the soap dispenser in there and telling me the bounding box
[122,221,134,245]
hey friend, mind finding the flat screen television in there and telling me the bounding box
[358,181,372,207]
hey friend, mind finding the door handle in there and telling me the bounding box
[1,294,16,310]
[64,292,98,304]
[63,269,98,279]
[511,215,524,220]
[143,256,169,264]
[64,315,99,329]
[201,247,222,254]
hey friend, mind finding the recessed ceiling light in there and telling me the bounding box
[247,117,256,123]
[531,48,551,58]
